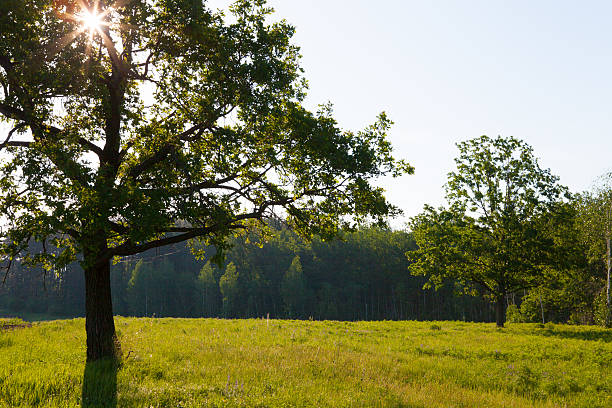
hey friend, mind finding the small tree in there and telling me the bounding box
[219,262,239,317]
[197,261,219,317]
[281,255,306,318]
[126,260,151,316]
[0,0,411,359]
[408,136,569,327]
[127,258,174,316]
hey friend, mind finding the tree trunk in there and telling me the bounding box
[495,295,506,327]
[84,256,119,361]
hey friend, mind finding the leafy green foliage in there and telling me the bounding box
[0,0,411,270]
[219,261,239,317]
[197,261,220,317]
[507,195,600,325]
[593,291,612,326]
[408,136,572,325]
[578,175,612,264]
[577,174,612,326]
[506,304,524,323]
[281,255,307,317]
[1,227,496,322]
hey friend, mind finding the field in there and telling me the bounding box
[0,318,610,408]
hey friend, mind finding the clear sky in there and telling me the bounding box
[258,0,612,228]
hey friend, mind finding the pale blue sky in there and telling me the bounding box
[261,0,612,227]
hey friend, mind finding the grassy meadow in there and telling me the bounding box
[0,317,610,408]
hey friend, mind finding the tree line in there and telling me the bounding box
[1,194,610,327]
[1,133,610,326]
[0,227,495,322]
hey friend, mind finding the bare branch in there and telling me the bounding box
[0,140,31,150]
[157,227,202,233]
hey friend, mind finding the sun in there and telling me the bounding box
[76,6,106,34]
[46,1,119,64]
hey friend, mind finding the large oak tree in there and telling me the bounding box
[0,0,412,360]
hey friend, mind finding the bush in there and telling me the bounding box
[506,304,524,323]
[519,294,544,323]
[593,291,611,327]
[568,308,594,325]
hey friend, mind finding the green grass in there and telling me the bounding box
[0,318,610,407]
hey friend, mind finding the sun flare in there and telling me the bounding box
[77,7,105,34]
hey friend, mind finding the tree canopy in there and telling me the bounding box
[408,136,571,327]
[577,173,612,326]
[0,0,411,359]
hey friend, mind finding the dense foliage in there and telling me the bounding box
[408,136,576,326]
[0,227,495,322]
[576,174,612,326]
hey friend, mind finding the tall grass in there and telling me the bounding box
[0,318,610,407]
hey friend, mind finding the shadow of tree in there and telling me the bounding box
[82,358,118,407]
[533,328,612,342]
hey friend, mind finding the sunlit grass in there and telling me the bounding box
[0,318,610,407]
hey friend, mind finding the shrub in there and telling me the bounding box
[593,291,611,327]
[506,304,524,323]
[519,294,544,323]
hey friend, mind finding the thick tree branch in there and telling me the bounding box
[108,200,286,258]
[110,227,213,257]
[0,141,31,149]
[124,105,234,180]
[0,103,24,121]
[128,43,159,82]
[140,174,241,197]
[125,125,205,179]
[0,103,104,157]
[0,123,28,150]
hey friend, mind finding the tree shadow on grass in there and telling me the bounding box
[82,358,118,407]
[532,328,612,342]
